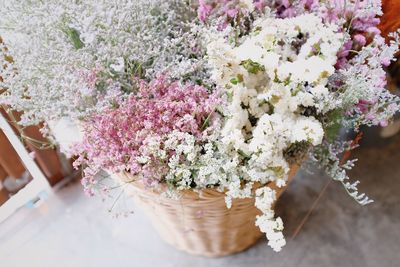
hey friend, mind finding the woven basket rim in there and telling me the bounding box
[116,164,299,202]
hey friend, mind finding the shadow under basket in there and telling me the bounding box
[117,166,299,257]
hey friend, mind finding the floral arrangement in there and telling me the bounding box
[1,0,399,252]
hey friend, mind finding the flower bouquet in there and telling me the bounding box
[1,0,399,256]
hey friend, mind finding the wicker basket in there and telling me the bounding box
[118,166,299,257]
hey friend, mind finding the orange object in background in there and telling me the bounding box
[0,165,7,179]
[0,165,9,205]
[379,0,400,90]
[379,0,400,42]
[0,109,66,186]
[0,128,28,205]
[4,110,65,185]
[0,129,26,179]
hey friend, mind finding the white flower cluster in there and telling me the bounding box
[165,132,232,190]
[255,187,285,252]
[137,129,263,213]
[139,131,241,192]
[207,14,344,250]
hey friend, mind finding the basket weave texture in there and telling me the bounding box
[118,166,299,257]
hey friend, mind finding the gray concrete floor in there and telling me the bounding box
[1,132,399,267]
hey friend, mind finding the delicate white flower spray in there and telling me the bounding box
[207,14,345,250]
[0,0,205,125]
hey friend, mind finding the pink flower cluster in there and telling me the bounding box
[73,76,221,196]
[321,1,383,69]
[273,0,316,18]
